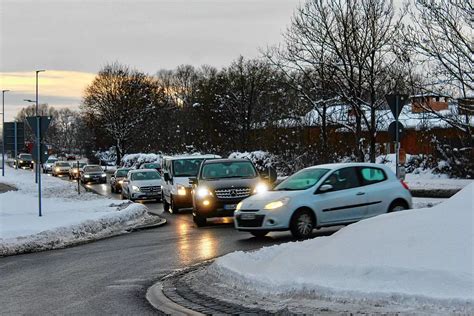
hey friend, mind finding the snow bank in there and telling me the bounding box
[0,167,161,256]
[121,153,162,168]
[211,184,474,304]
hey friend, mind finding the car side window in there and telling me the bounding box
[360,167,387,185]
[323,167,360,191]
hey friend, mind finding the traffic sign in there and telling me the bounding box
[32,144,49,164]
[26,116,52,137]
[3,122,25,151]
[386,94,409,119]
[388,121,405,141]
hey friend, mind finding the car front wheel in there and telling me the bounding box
[290,209,315,239]
[193,213,207,227]
[388,200,408,213]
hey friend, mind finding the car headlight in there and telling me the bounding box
[132,185,140,192]
[55,167,60,171]
[84,174,90,178]
[196,186,212,198]
[19,160,24,163]
[101,173,106,177]
[177,185,187,196]
[253,182,269,194]
[264,197,290,210]
[118,180,123,184]
[236,201,243,211]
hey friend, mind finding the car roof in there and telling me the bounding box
[202,158,251,164]
[162,154,221,160]
[129,168,159,173]
[305,162,391,171]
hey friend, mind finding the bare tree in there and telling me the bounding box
[82,63,164,163]
[271,0,406,162]
[404,0,473,140]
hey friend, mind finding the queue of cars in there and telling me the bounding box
[39,153,410,239]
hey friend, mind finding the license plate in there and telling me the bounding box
[146,192,157,196]
[240,213,256,220]
[224,204,237,210]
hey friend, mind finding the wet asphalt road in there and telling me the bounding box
[0,173,341,315]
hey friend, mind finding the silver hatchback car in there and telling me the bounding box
[235,163,412,238]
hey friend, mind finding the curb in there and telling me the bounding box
[146,282,204,316]
[146,262,273,315]
[131,217,167,231]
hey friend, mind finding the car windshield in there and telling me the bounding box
[172,159,204,177]
[201,161,257,180]
[57,162,70,167]
[274,168,330,191]
[131,171,160,181]
[143,163,160,169]
[47,158,58,163]
[72,162,86,168]
[19,154,32,160]
[84,166,102,172]
[116,169,130,177]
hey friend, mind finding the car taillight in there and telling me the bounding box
[400,180,409,190]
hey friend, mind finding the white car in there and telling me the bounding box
[235,163,412,238]
[52,161,71,177]
[161,154,220,213]
[121,169,162,202]
[43,157,58,173]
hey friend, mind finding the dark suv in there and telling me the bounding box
[190,159,276,227]
[16,153,34,169]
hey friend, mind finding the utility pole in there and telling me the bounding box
[1,90,9,176]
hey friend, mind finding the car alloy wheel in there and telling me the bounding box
[290,210,314,239]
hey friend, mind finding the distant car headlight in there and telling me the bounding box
[118,180,123,184]
[264,197,290,210]
[236,201,243,211]
[101,173,106,177]
[55,167,60,172]
[132,185,140,192]
[84,174,90,178]
[196,186,212,198]
[19,160,24,163]
[177,185,187,196]
[253,182,269,194]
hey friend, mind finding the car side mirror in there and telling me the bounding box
[261,167,277,183]
[189,177,197,185]
[110,176,115,181]
[318,184,333,193]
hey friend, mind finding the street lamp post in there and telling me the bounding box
[35,70,45,184]
[1,90,10,176]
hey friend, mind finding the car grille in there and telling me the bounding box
[240,209,260,212]
[215,187,251,199]
[236,215,265,227]
[140,186,161,193]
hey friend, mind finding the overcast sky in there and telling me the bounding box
[0,0,300,120]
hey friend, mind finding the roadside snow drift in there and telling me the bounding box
[211,183,474,304]
[0,167,162,256]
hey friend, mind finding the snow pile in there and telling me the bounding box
[211,184,474,304]
[228,151,277,173]
[0,167,161,256]
[121,153,162,168]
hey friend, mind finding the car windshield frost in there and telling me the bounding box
[173,159,204,177]
[131,171,161,181]
[143,163,159,168]
[201,161,257,180]
[19,154,32,160]
[275,168,330,191]
[84,166,102,172]
[116,169,130,177]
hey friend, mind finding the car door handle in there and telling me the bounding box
[356,192,365,195]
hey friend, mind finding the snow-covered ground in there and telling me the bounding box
[208,183,474,313]
[0,166,163,256]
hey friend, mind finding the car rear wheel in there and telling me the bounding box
[388,200,408,213]
[193,213,207,227]
[290,209,315,239]
[250,231,268,238]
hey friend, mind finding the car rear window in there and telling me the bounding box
[360,167,387,185]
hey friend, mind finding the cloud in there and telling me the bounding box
[0,70,95,99]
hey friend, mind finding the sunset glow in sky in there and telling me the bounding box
[0,0,300,120]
